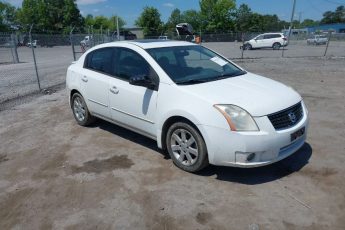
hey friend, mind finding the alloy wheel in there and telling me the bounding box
[170,129,199,166]
[73,97,86,122]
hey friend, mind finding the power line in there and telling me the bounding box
[322,0,345,5]
[306,0,325,13]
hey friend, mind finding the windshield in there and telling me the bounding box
[146,45,245,85]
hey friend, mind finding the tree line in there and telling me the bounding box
[1,0,344,35]
[0,0,126,33]
[136,1,345,36]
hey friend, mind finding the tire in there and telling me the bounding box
[71,93,95,126]
[272,42,281,50]
[244,44,252,50]
[166,122,209,172]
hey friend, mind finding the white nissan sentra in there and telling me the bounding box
[66,40,308,172]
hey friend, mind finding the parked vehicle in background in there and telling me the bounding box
[66,40,308,172]
[80,36,92,47]
[158,36,169,40]
[27,40,37,48]
[242,33,288,50]
[176,23,195,42]
[307,35,328,45]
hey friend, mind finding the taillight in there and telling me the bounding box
[283,37,287,41]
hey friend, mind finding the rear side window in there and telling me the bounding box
[263,34,281,39]
[272,34,282,38]
[264,34,273,39]
[84,48,114,75]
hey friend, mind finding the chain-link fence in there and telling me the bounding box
[1,29,345,107]
[0,33,74,107]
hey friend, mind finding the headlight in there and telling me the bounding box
[214,104,259,131]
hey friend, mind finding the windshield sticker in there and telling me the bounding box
[210,56,227,66]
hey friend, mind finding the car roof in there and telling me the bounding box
[262,33,283,35]
[108,40,196,49]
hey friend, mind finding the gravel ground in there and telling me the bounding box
[0,56,344,229]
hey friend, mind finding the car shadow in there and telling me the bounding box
[197,143,312,185]
[91,120,312,185]
[91,119,169,159]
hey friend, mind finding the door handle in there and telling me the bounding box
[110,86,119,94]
[81,76,88,82]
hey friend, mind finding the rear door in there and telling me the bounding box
[79,47,114,119]
[263,34,274,47]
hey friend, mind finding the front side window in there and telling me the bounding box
[114,48,153,81]
[255,35,264,40]
[147,45,245,85]
[84,48,114,75]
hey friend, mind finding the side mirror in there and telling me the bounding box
[129,75,156,90]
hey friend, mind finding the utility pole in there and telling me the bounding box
[288,0,297,39]
[283,0,297,57]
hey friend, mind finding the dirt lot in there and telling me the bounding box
[0,56,345,229]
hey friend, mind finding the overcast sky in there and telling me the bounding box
[4,0,344,27]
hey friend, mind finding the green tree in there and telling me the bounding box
[321,5,345,24]
[234,4,253,32]
[0,1,18,31]
[83,15,125,33]
[135,6,163,36]
[333,5,345,23]
[108,16,126,31]
[300,19,317,28]
[181,10,201,31]
[199,0,236,32]
[166,8,181,31]
[17,0,83,32]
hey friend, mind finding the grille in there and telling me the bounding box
[268,102,303,130]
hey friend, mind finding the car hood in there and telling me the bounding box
[179,72,302,116]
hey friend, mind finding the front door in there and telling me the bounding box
[108,47,158,138]
[253,35,265,48]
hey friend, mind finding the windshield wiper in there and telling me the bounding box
[215,71,247,80]
[175,79,209,85]
[175,71,247,85]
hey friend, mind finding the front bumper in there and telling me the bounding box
[198,102,309,168]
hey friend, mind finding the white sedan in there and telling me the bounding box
[66,40,308,172]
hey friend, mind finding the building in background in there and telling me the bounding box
[306,23,345,34]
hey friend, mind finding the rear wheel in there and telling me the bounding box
[166,122,208,172]
[71,93,95,126]
[273,42,281,50]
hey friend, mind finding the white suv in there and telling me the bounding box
[66,40,308,172]
[243,33,288,50]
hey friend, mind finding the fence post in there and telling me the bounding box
[70,27,76,61]
[91,25,95,47]
[324,30,332,57]
[29,24,41,91]
[241,32,245,59]
[11,34,19,63]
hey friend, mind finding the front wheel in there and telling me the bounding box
[166,122,208,172]
[71,93,95,126]
[243,44,252,50]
